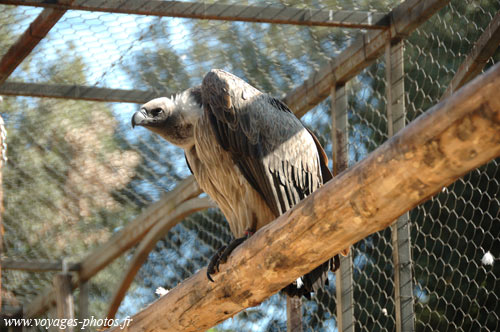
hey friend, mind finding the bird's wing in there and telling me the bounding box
[201,69,330,217]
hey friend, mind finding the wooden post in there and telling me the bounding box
[49,305,58,332]
[106,62,500,332]
[0,307,22,332]
[286,296,303,332]
[8,307,23,332]
[53,273,75,332]
[79,281,89,331]
[386,41,415,332]
[0,113,5,309]
[332,84,355,332]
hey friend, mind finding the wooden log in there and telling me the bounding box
[24,176,201,318]
[107,61,500,332]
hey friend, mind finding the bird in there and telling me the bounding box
[132,69,340,298]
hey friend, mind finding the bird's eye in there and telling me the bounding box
[151,108,162,117]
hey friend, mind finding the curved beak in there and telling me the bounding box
[131,109,147,128]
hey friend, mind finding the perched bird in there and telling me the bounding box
[132,69,339,298]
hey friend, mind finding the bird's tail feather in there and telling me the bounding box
[281,256,336,299]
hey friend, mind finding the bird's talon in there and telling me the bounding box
[206,245,227,282]
[206,233,251,282]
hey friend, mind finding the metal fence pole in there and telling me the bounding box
[332,84,355,332]
[385,41,415,332]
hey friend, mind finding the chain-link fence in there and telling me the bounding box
[0,0,499,331]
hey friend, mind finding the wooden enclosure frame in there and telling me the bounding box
[1,0,499,331]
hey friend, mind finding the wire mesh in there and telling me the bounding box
[405,1,500,331]
[0,0,499,331]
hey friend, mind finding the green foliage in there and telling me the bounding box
[0,11,141,317]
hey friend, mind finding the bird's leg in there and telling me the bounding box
[206,229,254,282]
[207,244,227,282]
[218,230,254,265]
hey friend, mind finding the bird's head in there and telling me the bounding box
[132,97,173,131]
[132,91,202,149]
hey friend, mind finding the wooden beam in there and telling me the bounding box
[0,1,446,116]
[24,176,201,318]
[441,10,500,100]
[105,197,214,322]
[0,259,80,272]
[0,82,163,104]
[283,0,450,118]
[0,1,388,29]
[0,2,73,84]
[107,62,500,332]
